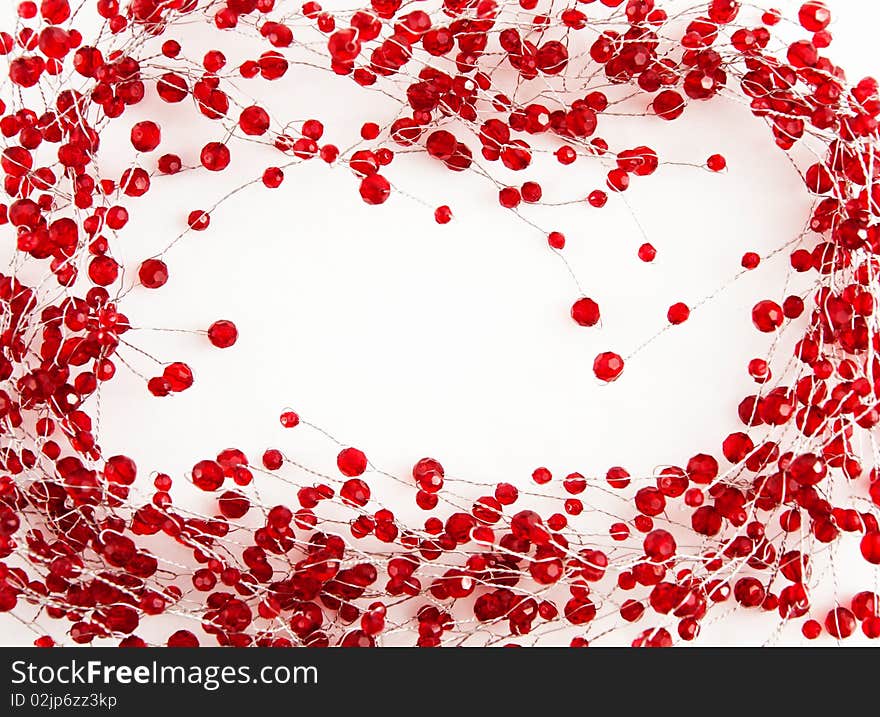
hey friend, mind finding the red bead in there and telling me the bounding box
[239,105,270,136]
[208,320,238,348]
[606,169,630,192]
[138,258,168,289]
[799,2,831,32]
[548,231,565,250]
[200,142,231,171]
[262,167,284,188]
[192,460,224,491]
[532,467,552,485]
[751,300,784,332]
[359,174,390,205]
[499,186,520,208]
[188,210,211,231]
[413,458,444,493]
[606,466,631,489]
[338,447,368,477]
[588,190,607,208]
[824,607,856,639]
[593,352,624,382]
[638,243,656,262]
[571,297,600,327]
[667,302,690,325]
[741,252,760,270]
[707,154,726,172]
[130,121,161,152]
[341,478,370,507]
[434,205,452,224]
[802,619,822,639]
[653,90,685,120]
[280,411,300,428]
[861,532,880,564]
[643,529,676,562]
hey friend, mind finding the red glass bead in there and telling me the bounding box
[413,458,444,493]
[200,142,231,171]
[338,447,368,477]
[532,467,552,485]
[707,154,726,172]
[752,300,784,332]
[138,258,168,289]
[588,190,607,208]
[208,320,238,348]
[130,121,161,152]
[571,297,600,327]
[548,231,565,250]
[667,302,690,325]
[824,607,856,639]
[280,411,300,428]
[798,2,831,32]
[653,90,685,120]
[638,243,656,262]
[192,460,224,491]
[741,252,760,269]
[593,352,624,382]
[434,205,452,224]
[359,174,390,205]
[341,478,370,507]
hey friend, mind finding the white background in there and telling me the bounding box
[2,0,879,645]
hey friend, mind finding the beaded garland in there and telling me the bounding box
[0,0,879,647]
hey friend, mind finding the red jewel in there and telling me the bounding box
[653,90,685,120]
[588,190,607,208]
[752,300,784,332]
[532,467,552,485]
[741,252,760,269]
[548,231,565,250]
[359,174,390,205]
[338,447,368,477]
[434,205,452,224]
[798,1,831,32]
[638,243,656,262]
[593,352,624,382]
[341,478,370,507]
[280,411,300,428]
[667,302,690,325]
[208,319,238,348]
[706,154,726,172]
[413,458,444,493]
[130,121,161,152]
[571,297,600,327]
[138,258,168,288]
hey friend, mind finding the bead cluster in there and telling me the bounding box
[0,0,879,647]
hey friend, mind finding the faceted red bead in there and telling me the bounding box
[239,105,270,136]
[434,205,452,224]
[593,352,624,382]
[799,2,831,32]
[130,121,161,152]
[751,300,784,332]
[341,478,370,507]
[192,460,224,491]
[138,258,168,289]
[824,607,856,639]
[413,458,444,493]
[359,174,390,205]
[280,411,300,428]
[208,320,238,348]
[200,142,230,171]
[667,302,690,325]
[653,90,685,120]
[338,447,368,477]
[571,297,600,327]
